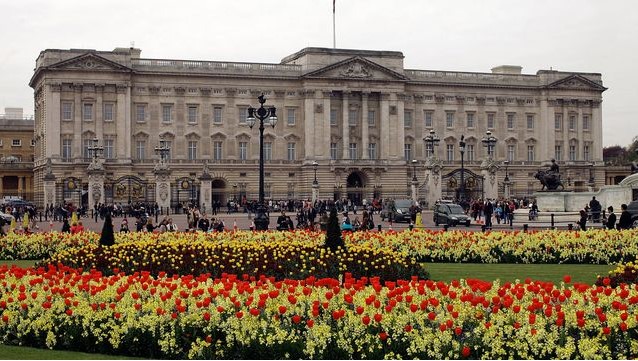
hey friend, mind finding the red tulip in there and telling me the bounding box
[602,327,611,335]
[306,319,314,328]
[362,315,371,325]
[65,309,73,316]
[378,332,387,341]
[235,311,243,319]
[462,346,471,358]
[563,275,571,283]
[250,308,260,317]
[292,315,301,324]
[278,306,287,314]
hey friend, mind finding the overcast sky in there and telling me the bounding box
[1,0,636,147]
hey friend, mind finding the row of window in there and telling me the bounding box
[0,139,34,147]
[402,143,592,163]
[61,139,300,162]
[62,101,593,132]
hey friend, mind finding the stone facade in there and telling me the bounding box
[29,47,606,208]
[0,108,35,202]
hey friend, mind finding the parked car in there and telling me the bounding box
[380,199,414,223]
[433,203,471,227]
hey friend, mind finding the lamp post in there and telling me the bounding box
[410,159,418,203]
[247,94,278,231]
[154,138,171,165]
[503,160,511,199]
[481,130,497,159]
[87,137,104,164]
[459,135,466,203]
[424,129,440,159]
[311,161,319,203]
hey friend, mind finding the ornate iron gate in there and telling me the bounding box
[441,169,484,201]
[104,176,155,205]
[172,177,199,209]
[57,177,84,208]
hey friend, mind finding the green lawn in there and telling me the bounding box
[424,263,614,284]
[0,260,37,268]
[0,344,141,359]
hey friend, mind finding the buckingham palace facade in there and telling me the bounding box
[29,46,605,209]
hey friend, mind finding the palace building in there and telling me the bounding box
[0,108,35,202]
[29,47,606,209]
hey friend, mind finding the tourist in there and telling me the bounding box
[61,219,71,233]
[617,204,633,230]
[577,209,588,231]
[119,219,130,233]
[589,196,602,223]
[605,206,616,230]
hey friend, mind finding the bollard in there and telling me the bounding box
[481,225,486,232]
[523,224,528,232]
[408,223,414,231]
[443,224,449,232]
[155,212,158,223]
[39,212,42,222]
[568,223,573,230]
[377,224,382,232]
[550,213,555,230]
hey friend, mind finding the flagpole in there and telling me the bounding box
[333,0,336,48]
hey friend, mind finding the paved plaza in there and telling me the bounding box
[26,209,596,234]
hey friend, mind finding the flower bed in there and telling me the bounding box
[0,265,637,359]
[37,238,428,282]
[3,229,638,264]
[597,259,638,287]
[346,229,638,264]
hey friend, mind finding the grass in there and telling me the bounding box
[0,260,37,268]
[424,263,614,284]
[0,344,141,359]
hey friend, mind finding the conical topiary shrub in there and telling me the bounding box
[324,207,344,251]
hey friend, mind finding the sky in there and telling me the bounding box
[1,0,636,147]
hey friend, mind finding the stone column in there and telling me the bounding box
[154,169,172,211]
[322,91,332,160]
[341,92,350,159]
[503,178,512,199]
[43,172,56,208]
[396,94,405,161]
[18,177,23,198]
[380,93,390,159]
[424,160,442,209]
[312,183,319,203]
[480,160,499,200]
[361,92,369,159]
[199,171,212,213]
[116,84,131,162]
[303,90,315,160]
[87,169,105,211]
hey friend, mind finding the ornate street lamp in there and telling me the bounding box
[154,138,171,164]
[481,130,497,159]
[411,159,418,182]
[423,129,440,159]
[503,160,510,183]
[459,135,466,203]
[312,161,319,186]
[87,137,104,164]
[247,94,278,231]
[503,160,511,199]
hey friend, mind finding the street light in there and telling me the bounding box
[247,94,278,231]
[459,135,466,203]
[411,159,418,182]
[87,137,104,164]
[423,129,440,159]
[312,161,319,186]
[481,130,497,159]
[154,138,171,164]
[503,160,510,182]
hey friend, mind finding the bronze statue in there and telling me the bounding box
[535,159,564,190]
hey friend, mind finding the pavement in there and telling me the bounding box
[22,210,602,233]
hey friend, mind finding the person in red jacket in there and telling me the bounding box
[70,220,85,234]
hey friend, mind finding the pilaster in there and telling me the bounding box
[380,93,390,160]
[361,92,369,159]
[341,92,350,159]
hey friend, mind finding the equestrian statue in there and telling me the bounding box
[535,159,564,191]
